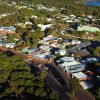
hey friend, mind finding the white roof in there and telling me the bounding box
[79,81,93,89]
[58,50,66,56]
[40,45,49,49]
[37,24,52,31]
[62,61,81,67]
[25,21,33,25]
[36,54,45,58]
[78,25,100,32]
[31,15,37,18]
[71,40,81,44]
[60,57,75,62]
[66,20,73,23]
[72,72,89,80]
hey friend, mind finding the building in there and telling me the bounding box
[4,42,15,48]
[72,72,91,81]
[57,57,75,63]
[0,26,16,34]
[37,24,52,31]
[79,81,93,89]
[71,40,81,45]
[58,60,85,73]
[78,25,100,32]
[39,45,51,51]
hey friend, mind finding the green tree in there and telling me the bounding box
[93,46,100,57]
[96,88,100,100]
[70,78,80,96]
[0,52,49,99]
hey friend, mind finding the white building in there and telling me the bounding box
[79,81,93,89]
[37,24,52,31]
[58,60,85,73]
[72,72,91,81]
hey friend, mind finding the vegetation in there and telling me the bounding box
[93,46,100,57]
[96,88,100,100]
[0,52,59,99]
[70,77,81,96]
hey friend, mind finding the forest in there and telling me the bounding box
[0,51,60,99]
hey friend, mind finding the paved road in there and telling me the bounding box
[76,90,95,100]
[46,74,70,100]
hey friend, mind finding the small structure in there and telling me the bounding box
[0,26,16,34]
[79,81,93,89]
[58,60,85,73]
[37,24,52,31]
[4,42,15,48]
[39,45,51,51]
[57,57,75,63]
[71,40,81,45]
[72,72,91,81]
[55,49,66,56]
[78,25,100,32]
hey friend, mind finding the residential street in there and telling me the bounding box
[46,74,70,100]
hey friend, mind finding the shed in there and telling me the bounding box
[72,72,91,81]
[79,81,93,89]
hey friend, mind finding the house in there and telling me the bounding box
[74,49,90,58]
[58,50,66,56]
[58,60,85,73]
[27,48,36,53]
[79,81,93,89]
[67,47,78,55]
[0,26,16,34]
[37,24,52,31]
[4,42,15,48]
[71,40,81,45]
[85,57,100,64]
[55,49,66,56]
[25,21,33,25]
[72,72,91,81]
[78,25,100,32]
[36,52,50,60]
[67,47,90,57]
[70,15,76,18]
[31,15,38,19]
[66,20,73,23]
[47,18,55,22]
[57,57,75,63]
[36,54,46,59]
[50,43,57,48]
[43,35,54,41]
[39,45,51,51]
[0,42,3,46]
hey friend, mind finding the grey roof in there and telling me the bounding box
[60,57,75,62]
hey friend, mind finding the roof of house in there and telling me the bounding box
[72,72,90,80]
[37,24,52,31]
[0,26,16,31]
[78,25,100,32]
[79,81,93,89]
[75,49,90,57]
[59,57,75,62]
[62,61,84,67]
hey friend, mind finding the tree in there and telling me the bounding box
[0,52,50,99]
[70,77,80,96]
[96,88,100,100]
[48,91,60,100]
[93,46,100,57]
[0,52,34,99]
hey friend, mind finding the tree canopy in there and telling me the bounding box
[0,51,59,99]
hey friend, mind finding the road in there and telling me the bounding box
[46,74,70,100]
